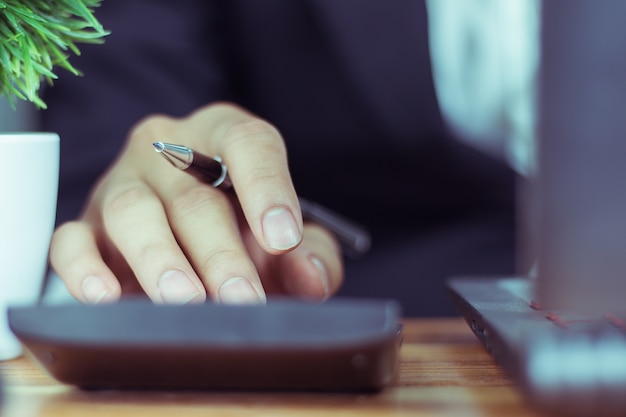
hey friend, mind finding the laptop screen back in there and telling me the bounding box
[536,0,626,314]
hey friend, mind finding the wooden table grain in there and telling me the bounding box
[0,318,543,417]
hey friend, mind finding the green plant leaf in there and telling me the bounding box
[0,0,108,108]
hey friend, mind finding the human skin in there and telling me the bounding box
[49,102,343,305]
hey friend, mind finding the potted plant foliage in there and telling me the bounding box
[0,0,108,108]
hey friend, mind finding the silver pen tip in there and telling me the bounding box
[153,142,165,153]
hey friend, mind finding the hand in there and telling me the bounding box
[50,103,344,304]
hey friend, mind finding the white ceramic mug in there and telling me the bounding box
[0,132,59,360]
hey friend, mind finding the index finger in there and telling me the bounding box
[183,103,303,255]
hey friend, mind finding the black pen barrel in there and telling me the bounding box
[186,152,233,189]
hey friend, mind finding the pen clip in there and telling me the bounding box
[211,156,229,188]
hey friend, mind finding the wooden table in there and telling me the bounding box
[0,318,544,417]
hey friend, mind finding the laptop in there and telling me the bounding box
[449,2,626,416]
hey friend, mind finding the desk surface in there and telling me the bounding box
[0,318,542,417]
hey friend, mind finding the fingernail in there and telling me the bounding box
[218,277,266,304]
[159,270,202,304]
[262,206,301,250]
[81,275,113,305]
[309,255,330,299]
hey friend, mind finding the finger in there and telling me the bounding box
[50,221,121,304]
[274,223,344,300]
[100,180,207,304]
[162,182,266,304]
[126,113,266,304]
[186,104,303,254]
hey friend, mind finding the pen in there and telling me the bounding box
[152,142,371,258]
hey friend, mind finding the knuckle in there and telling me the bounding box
[102,184,155,217]
[128,114,177,145]
[50,222,98,276]
[239,166,282,190]
[221,119,284,153]
[195,245,244,277]
[51,221,81,243]
[50,221,84,263]
[169,185,226,218]
[199,101,240,115]
[132,241,174,267]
